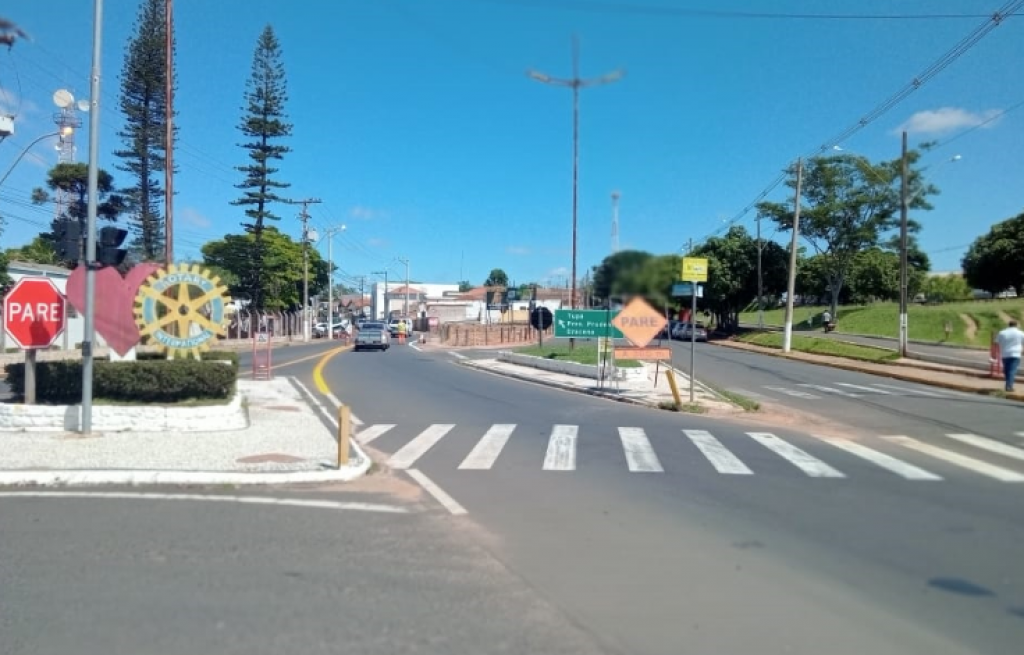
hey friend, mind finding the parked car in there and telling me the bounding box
[354,327,389,352]
[314,320,350,338]
[674,322,708,342]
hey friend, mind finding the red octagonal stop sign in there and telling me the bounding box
[3,277,67,349]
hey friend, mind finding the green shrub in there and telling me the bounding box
[121,349,238,371]
[4,360,237,404]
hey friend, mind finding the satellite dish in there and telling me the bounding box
[76,99,90,112]
[52,89,74,108]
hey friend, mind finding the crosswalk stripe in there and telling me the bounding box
[836,382,894,394]
[387,424,455,470]
[356,424,396,445]
[817,437,942,480]
[798,384,860,397]
[883,436,1024,483]
[747,432,846,477]
[945,434,1024,462]
[872,383,949,398]
[764,386,820,399]
[543,425,578,471]
[459,424,516,470]
[683,430,752,475]
[618,428,664,472]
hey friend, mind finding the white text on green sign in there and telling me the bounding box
[553,310,624,338]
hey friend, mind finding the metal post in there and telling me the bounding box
[327,231,333,340]
[899,131,909,358]
[782,158,803,353]
[81,0,104,434]
[24,348,36,405]
[164,0,174,266]
[756,214,764,329]
[337,404,350,468]
[689,284,697,403]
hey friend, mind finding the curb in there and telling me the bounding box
[711,340,1024,402]
[0,462,371,488]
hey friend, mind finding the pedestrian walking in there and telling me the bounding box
[995,319,1024,392]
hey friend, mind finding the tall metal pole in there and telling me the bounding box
[898,130,909,358]
[327,230,333,339]
[611,190,620,254]
[81,0,104,434]
[164,0,174,266]
[782,158,803,353]
[756,214,764,329]
[289,198,320,341]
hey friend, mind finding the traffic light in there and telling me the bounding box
[97,226,129,267]
[51,217,81,261]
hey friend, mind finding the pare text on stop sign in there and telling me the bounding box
[8,301,64,322]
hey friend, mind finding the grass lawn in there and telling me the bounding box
[738,299,1024,348]
[514,343,643,368]
[736,331,900,363]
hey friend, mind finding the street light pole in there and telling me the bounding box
[898,130,910,358]
[782,158,803,353]
[756,214,764,329]
[324,225,346,338]
[528,36,624,312]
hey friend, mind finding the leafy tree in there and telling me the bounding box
[757,152,936,316]
[484,268,508,287]
[4,236,60,266]
[922,273,973,303]
[32,163,128,265]
[231,24,292,309]
[961,210,1024,297]
[631,254,681,308]
[200,227,327,311]
[457,280,473,292]
[0,250,11,294]
[691,226,788,328]
[592,250,653,302]
[115,0,174,262]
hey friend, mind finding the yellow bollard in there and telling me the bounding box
[664,369,682,408]
[337,404,351,468]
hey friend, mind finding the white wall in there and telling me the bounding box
[371,282,460,320]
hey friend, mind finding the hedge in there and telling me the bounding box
[4,359,237,404]
[133,349,239,371]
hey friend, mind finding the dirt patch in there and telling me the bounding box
[997,310,1017,325]
[236,453,305,464]
[726,401,872,441]
[959,314,978,342]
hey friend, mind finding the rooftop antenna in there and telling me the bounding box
[51,89,84,220]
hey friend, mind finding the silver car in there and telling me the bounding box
[354,328,389,352]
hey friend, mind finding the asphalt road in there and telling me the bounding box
[307,340,1024,655]
[0,487,609,655]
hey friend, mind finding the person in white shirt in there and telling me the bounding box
[995,320,1024,392]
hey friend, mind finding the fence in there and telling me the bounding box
[222,309,306,341]
[440,322,552,347]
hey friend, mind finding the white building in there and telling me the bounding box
[370,281,460,320]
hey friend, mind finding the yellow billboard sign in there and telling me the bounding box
[681,257,708,282]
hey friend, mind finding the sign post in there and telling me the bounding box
[681,257,709,403]
[252,329,273,380]
[611,298,668,370]
[3,277,67,404]
[530,306,553,349]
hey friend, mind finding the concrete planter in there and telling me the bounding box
[498,351,647,381]
[0,390,247,433]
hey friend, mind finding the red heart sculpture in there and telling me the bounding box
[65,263,162,356]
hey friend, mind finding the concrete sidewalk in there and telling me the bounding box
[0,377,370,487]
[712,338,1023,401]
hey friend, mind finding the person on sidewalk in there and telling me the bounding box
[995,319,1024,392]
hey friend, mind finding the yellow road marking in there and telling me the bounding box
[313,344,353,394]
[238,344,352,377]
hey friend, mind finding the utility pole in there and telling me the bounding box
[290,198,321,341]
[756,214,764,329]
[324,225,346,338]
[611,190,620,254]
[898,131,910,358]
[397,256,410,317]
[164,0,174,266]
[782,158,804,353]
[372,270,389,320]
[528,36,624,311]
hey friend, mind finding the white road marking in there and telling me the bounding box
[798,383,861,398]
[836,382,894,394]
[449,351,468,360]
[683,430,753,475]
[459,424,516,470]
[945,433,1024,462]
[356,424,396,445]
[747,432,846,478]
[405,469,468,515]
[872,383,949,398]
[408,342,422,352]
[816,437,942,480]
[883,436,1024,483]
[1015,432,1024,439]
[763,386,820,399]
[0,491,408,513]
[543,425,578,471]
[729,388,766,399]
[618,428,664,472]
[292,378,363,426]
[387,424,455,470]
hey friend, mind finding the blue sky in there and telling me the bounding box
[1,0,1022,291]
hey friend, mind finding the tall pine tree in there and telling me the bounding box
[115,0,174,262]
[232,24,292,310]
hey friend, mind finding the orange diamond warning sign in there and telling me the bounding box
[611,297,667,348]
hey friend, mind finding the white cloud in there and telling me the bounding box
[179,207,211,229]
[349,205,388,221]
[547,266,570,278]
[896,107,1002,135]
[367,237,389,247]
[506,245,531,255]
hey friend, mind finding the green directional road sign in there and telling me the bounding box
[554,309,624,339]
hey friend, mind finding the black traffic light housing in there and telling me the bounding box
[51,217,82,261]
[97,226,129,267]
